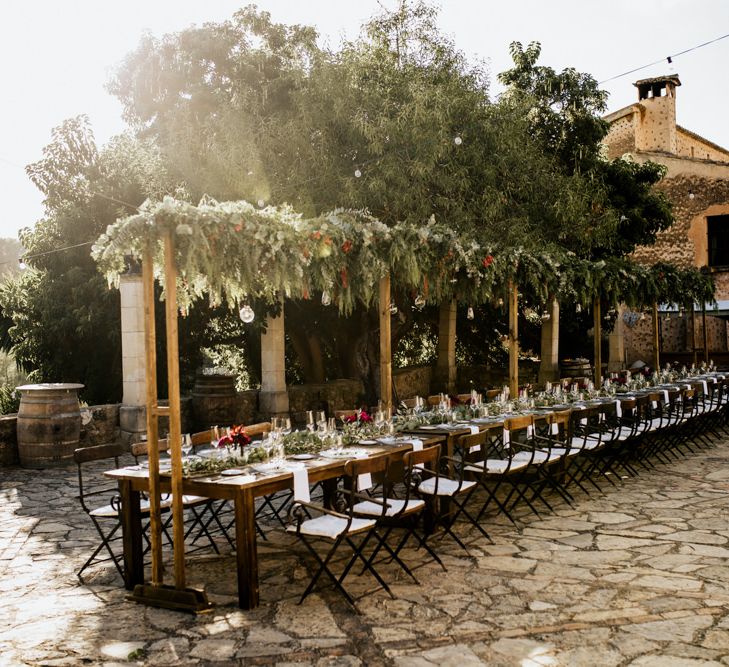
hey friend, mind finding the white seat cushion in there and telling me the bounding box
[353,498,424,517]
[90,496,172,518]
[570,437,600,451]
[418,476,476,496]
[465,458,529,474]
[286,514,375,539]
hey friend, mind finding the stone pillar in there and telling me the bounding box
[538,298,560,384]
[608,306,626,372]
[119,260,147,440]
[433,300,457,394]
[259,303,290,416]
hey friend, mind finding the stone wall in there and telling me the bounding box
[623,311,729,364]
[604,113,636,159]
[0,414,18,466]
[393,366,431,400]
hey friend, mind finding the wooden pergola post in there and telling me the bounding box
[652,302,660,371]
[508,280,518,397]
[702,301,709,363]
[379,275,392,412]
[142,247,163,586]
[691,302,697,366]
[129,234,210,612]
[593,296,601,385]
[162,231,186,591]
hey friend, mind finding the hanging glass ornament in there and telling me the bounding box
[576,303,582,313]
[238,304,255,323]
[354,169,362,178]
[454,136,463,145]
[175,223,192,236]
[321,290,331,307]
[414,294,426,309]
[389,301,398,315]
[467,306,474,320]
[541,310,551,320]
[18,259,27,270]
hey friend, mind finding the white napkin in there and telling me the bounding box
[292,467,310,502]
[469,425,479,435]
[358,473,372,490]
[527,425,534,438]
[701,380,708,395]
[410,439,424,468]
[615,400,622,418]
[551,422,559,435]
[503,429,511,448]
[651,400,658,409]
[662,390,669,403]
[579,418,587,426]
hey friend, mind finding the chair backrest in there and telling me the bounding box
[400,397,419,409]
[485,389,501,401]
[504,414,533,433]
[244,422,272,439]
[548,409,571,439]
[403,444,441,499]
[426,395,446,406]
[130,438,168,459]
[74,442,126,465]
[74,443,127,514]
[454,393,472,403]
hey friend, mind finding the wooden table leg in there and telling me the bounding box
[321,478,339,509]
[119,479,144,590]
[234,489,259,609]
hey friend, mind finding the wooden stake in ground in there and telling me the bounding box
[508,280,518,397]
[142,248,163,586]
[691,303,698,367]
[593,296,601,386]
[379,274,392,412]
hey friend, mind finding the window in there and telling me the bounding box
[708,215,729,267]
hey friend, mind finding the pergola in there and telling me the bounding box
[93,196,715,609]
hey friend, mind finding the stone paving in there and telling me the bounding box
[4,439,729,666]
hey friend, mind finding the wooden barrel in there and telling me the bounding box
[191,373,238,430]
[16,383,84,468]
[560,360,592,380]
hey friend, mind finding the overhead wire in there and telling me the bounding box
[599,32,729,84]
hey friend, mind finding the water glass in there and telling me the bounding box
[182,433,193,458]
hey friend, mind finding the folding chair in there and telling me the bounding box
[130,437,221,553]
[352,445,446,580]
[286,454,397,608]
[74,443,173,580]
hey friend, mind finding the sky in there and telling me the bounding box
[1,0,728,240]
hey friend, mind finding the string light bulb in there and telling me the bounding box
[257,199,265,208]
[414,294,426,309]
[238,304,255,323]
[454,136,463,146]
[18,258,26,270]
[354,169,362,178]
[389,301,398,315]
[175,223,192,236]
[321,290,331,307]
[466,306,474,320]
[576,303,582,313]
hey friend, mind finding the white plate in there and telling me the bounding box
[221,468,247,476]
[292,453,316,460]
[320,448,368,459]
[358,439,378,445]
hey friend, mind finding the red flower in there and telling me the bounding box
[311,231,322,240]
[235,224,243,232]
[342,239,353,254]
[218,425,251,448]
[302,288,310,300]
[482,255,494,268]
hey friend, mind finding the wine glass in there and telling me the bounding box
[316,410,327,433]
[182,433,193,458]
[281,417,292,436]
[306,411,315,432]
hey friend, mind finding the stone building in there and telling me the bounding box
[602,74,729,365]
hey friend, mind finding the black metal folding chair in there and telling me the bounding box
[286,454,396,608]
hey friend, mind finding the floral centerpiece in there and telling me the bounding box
[216,424,251,449]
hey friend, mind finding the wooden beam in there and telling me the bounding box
[379,275,392,412]
[593,296,602,385]
[142,248,163,586]
[508,280,518,397]
[702,301,709,363]
[163,232,186,590]
[652,302,660,371]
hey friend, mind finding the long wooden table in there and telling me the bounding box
[106,437,442,609]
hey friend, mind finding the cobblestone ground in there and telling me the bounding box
[4,440,729,667]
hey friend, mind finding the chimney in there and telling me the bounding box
[633,75,681,154]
